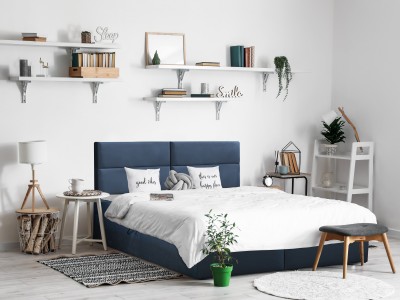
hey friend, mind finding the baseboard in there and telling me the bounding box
[388,228,400,239]
[0,242,19,251]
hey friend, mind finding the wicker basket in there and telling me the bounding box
[17,210,60,254]
[81,31,91,44]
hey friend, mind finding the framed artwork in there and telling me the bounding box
[145,32,186,65]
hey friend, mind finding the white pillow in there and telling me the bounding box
[187,166,222,190]
[124,167,161,192]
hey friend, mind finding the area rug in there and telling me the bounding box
[38,253,182,288]
[253,271,394,300]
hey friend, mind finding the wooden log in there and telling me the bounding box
[33,216,49,254]
[21,215,32,251]
[25,216,41,253]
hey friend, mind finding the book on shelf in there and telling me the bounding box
[158,94,186,98]
[71,52,116,68]
[195,62,220,67]
[191,94,215,98]
[21,33,38,38]
[150,193,174,201]
[230,45,244,67]
[280,152,299,174]
[22,37,47,42]
[162,88,186,92]
[161,88,187,95]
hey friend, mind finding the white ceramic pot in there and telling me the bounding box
[324,144,338,155]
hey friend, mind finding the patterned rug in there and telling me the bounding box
[254,271,395,300]
[38,253,182,288]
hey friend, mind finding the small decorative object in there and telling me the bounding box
[321,172,334,188]
[37,58,49,77]
[68,178,85,194]
[94,26,119,43]
[278,165,289,175]
[145,32,186,65]
[152,50,161,65]
[280,141,301,175]
[27,66,32,77]
[216,86,243,98]
[202,210,238,287]
[19,59,29,76]
[81,31,91,43]
[63,190,102,197]
[164,170,193,190]
[321,112,346,155]
[201,83,209,94]
[274,56,292,101]
[338,106,363,153]
[18,140,50,212]
[262,175,273,187]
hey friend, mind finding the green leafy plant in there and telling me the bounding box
[202,210,238,268]
[321,117,346,144]
[274,56,293,101]
[152,50,161,65]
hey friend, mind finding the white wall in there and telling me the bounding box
[0,0,334,245]
[332,1,400,233]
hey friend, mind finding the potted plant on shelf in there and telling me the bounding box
[274,56,292,101]
[202,210,238,287]
[321,117,346,155]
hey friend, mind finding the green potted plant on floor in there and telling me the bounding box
[202,210,238,287]
[321,117,346,155]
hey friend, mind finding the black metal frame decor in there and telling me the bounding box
[280,141,301,175]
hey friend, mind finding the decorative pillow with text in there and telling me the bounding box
[187,166,222,190]
[124,167,161,192]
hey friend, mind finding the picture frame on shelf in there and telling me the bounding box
[145,32,186,66]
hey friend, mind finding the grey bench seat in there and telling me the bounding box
[319,223,388,237]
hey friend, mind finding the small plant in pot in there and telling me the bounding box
[321,117,346,155]
[202,210,238,287]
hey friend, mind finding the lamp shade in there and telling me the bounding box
[321,110,338,125]
[19,140,47,165]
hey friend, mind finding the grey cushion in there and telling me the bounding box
[319,223,388,236]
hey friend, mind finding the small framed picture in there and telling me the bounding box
[145,32,186,66]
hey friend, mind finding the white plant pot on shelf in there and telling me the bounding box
[324,144,338,155]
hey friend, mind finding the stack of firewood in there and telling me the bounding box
[17,213,60,254]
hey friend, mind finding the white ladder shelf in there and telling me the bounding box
[311,140,374,210]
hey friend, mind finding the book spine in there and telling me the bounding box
[230,46,243,67]
[250,46,255,67]
[71,53,79,67]
[244,47,251,68]
[239,46,244,67]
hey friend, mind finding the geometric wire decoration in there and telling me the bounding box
[280,141,301,175]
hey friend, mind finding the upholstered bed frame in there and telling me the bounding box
[93,141,367,279]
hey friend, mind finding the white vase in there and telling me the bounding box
[324,144,338,155]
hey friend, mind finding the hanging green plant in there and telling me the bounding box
[274,56,293,101]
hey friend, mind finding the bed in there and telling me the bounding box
[93,141,374,279]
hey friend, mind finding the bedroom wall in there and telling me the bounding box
[0,0,334,246]
[332,1,400,234]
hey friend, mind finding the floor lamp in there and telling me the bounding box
[19,140,50,212]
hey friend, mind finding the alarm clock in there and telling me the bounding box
[262,175,273,187]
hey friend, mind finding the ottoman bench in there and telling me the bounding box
[312,223,396,279]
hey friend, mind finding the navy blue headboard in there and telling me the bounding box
[94,141,240,194]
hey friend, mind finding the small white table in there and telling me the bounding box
[57,192,109,254]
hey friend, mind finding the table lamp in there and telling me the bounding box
[321,110,338,125]
[19,140,50,212]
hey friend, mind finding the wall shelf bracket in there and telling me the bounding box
[216,101,223,120]
[176,69,188,89]
[92,82,102,103]
[155,101,164,121]
[262,72,270,92]
[20,80,30,103]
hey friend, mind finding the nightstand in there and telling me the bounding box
[265,172,310,195]
[57,192,109,255]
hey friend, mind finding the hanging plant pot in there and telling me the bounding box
[210,263,233,287]
[274,56,293,101]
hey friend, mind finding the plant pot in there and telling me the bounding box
[210,263,233,287]
[324,144,338,155]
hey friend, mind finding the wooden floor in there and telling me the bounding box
[1,239,399,300]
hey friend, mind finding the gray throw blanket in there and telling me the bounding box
[164,170,193,190]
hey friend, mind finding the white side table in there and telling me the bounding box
[57,192,109,254]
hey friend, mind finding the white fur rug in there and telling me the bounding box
[253,271,394,300]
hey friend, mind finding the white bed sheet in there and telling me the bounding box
[105,186,376,268]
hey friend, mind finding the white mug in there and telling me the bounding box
[201,83,209,94]
[69,178,84,193]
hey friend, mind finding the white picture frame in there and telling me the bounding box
[145,32,186,66]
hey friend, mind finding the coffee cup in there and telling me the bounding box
[69,178,84,193]
[278,165,289,175]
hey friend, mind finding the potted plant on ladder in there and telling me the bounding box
[202,210,238,287]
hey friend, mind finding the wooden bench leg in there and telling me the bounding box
[359,241,364,266]
[382,233,396,273]
[313,232,327,271]
[343,236,350,279]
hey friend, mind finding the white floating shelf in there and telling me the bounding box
[143,97,234,121]
[315,153,372,161]
[146,64,276,73]
[10,76,121,103]
[312,184,370,195]
[0,39,120,49]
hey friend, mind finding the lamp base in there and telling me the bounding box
[20,179,50,212]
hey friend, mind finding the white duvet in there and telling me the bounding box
[105,186,376,268]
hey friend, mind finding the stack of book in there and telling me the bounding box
[195,62,220,67]
[71,52,116,68]
[159,88,187,98]
[280,152,300,174]
[21,33,46,42]
[230,46,255,67]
